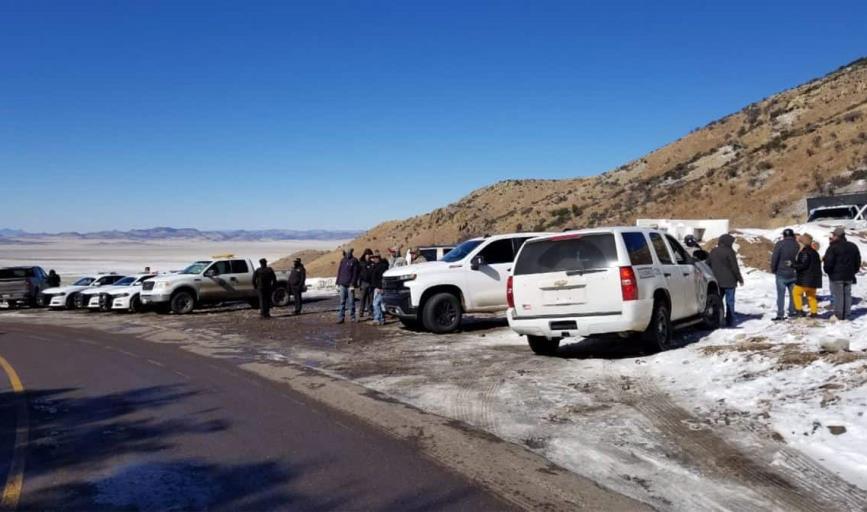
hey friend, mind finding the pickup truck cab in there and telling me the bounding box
[44,273,126,309]
[141,256,289,314]
[382,232,550,333]
[81,273,157,312]
[507,227,723,355]
[0,266,49,308]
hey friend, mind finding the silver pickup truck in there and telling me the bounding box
[140,256,290,314]
[0,266,50,308]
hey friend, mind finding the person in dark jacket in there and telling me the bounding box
[252,258,277,319]
[287,258,306,315]
[824,227,861,320]
[770,228,799,320]
[335,249,360,323]
[708,234,744,326]
[356,249,375,319]
[791,234,822,317]
[46,269,61,288]
[369,253,390,325]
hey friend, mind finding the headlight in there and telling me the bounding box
[116,293,130,298]
[395,273,417,281]
[155,282,171,289]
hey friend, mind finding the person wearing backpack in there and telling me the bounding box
[769,228,799,321]
[791,234,822,318]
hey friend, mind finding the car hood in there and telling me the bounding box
[43,285,89,294]
[383,260,450,278]
[81,284,129,295]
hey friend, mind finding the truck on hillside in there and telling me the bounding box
[0,266,50,308]
[806,192,867,223]
[140,255,292,314]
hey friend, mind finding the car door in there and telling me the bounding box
[666,234,703,317]
[200,261,232,301]
[227,259,254,299]
[648,232,690,320]
[464,238,516,309]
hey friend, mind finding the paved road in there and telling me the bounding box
[0,323,512,511]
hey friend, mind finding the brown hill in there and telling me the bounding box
[305,58,867,276]
[272,249,329,271]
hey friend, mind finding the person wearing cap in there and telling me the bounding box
[769,228,800,321]
[824,227,861,320]
[791,234,822,317]
[253,258,277,319]
[288,258,306,315]
[409,248,427,265]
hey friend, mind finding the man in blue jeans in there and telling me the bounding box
[708,234,745,326]
[369,253,390,325]
[335,249,359,324]
[769,228,799,321]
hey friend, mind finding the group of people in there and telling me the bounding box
[334,247,413,325]
[704,226,861,327]
[252,257,307,319]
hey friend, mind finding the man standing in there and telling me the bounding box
[336,249,359,324]
[791,234,823,317]
[770,228,799,321]
[46,269,61,288]
[288,258,306,315]
[369,253,390,325]
[253,258,277,319]
[824,227,861,320]
[708,234,744,327]
[357,249,375,318]
[388,247,407,269]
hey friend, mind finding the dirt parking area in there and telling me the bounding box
[2,296,866,511]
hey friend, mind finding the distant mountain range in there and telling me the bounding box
[0,227,362,242]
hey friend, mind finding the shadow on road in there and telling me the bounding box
[0,384,489,511]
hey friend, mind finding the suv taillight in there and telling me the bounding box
[620,266,638,301]
[506,275,515,308]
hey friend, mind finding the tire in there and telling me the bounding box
[528,335,561,356]
[271,287,290,307]
[170,290,196,314]
[129,295,142,313]
[643,299,673,352]
[701,291,724,331]
[398,316,422,330]
[39,295,51,307]
[66,295,76,310]
[421,292,462,334]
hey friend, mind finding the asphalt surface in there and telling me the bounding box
[0,323,512,511]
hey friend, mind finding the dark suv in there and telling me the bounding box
[0,266,50,308]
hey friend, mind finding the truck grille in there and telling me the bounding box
[142,282,155,291]
[382,276,408,292]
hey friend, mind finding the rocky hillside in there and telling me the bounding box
[305,57,867,276]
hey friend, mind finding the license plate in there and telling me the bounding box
[542,288,585,306]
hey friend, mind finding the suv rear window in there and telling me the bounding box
[514,234,618,275]
[0,268,34,279]
[622,233,653,265]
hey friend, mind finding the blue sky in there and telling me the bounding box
[2,0,866,232]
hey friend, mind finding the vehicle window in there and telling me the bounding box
[478,239,515,265]
[441,240,484,262]
[514,234,618,275]
[808,206,857,222]
[0,268,34,279]
[73,277,95,286]
[419,249,438,261]
[114,277,136,286]
[209,261,232,275]
[230,260,249,273]
[622,232,653,266]
[96,275,122,285]
[666,235,690,265]
[182,261,212,274]
[649,233,673,264]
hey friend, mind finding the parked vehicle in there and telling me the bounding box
[0,266,50,308]
[140,256,290,314]
[807,205,861,223]
[416,245,456,262]
[382,232,550,333]
[507,227,723,355]
[81,273,157,312]
[43,273,126,309]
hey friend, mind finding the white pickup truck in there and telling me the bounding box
[141,256,290,314]
[382,232,550,333]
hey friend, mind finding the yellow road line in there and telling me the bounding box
[0,355,28,511]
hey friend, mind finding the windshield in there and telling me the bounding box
[181,261,212,274]
[808,207,857,222]
[114,277,136,286]
[441,240,484,263]
[73,277,95,286]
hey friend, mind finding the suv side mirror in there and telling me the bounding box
[692,249,709,262]
[204,269,217,277]
[470,255,485,271]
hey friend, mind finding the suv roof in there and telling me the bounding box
[526,226,663,241]
[470,232,551,242]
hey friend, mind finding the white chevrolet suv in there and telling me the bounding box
[382,232,550,333]
[507,227,722,355]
